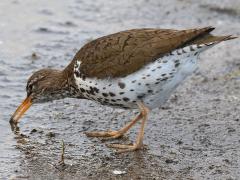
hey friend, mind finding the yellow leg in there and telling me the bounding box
[107,102,150,153]
[85,110,143,139]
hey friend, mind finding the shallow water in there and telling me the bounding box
[0,0,240,179]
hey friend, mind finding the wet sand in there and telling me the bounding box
[0,0,239,179]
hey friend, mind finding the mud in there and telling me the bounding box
[0,0,239,179]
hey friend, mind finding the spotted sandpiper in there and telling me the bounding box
[10,27,236,152]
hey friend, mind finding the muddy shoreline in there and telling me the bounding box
[0,0,239,179]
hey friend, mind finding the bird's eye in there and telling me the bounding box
[27,84,33,96]
[28,84,32,90]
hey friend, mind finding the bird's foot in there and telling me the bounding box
[107,143,144,153]
[85,130,124,139]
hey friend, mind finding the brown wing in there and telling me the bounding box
[71,27,215,78]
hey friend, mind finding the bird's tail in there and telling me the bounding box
[186,26,237,46]
[191,34,237,45]
[181,27,237,54]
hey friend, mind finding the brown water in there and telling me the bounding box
[0,0,240,179]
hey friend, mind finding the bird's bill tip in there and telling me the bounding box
[10,96,32,124]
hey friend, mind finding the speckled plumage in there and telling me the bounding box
[73,43,213,109]
[65,27,235,110]
[10,27,236,152]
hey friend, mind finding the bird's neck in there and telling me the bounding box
[62,62,82,98]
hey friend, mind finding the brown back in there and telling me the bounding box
[66,27,233,78]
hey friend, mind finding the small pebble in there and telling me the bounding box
[112,170,126,175]
[46,132,56,138]
[30,128,37,134]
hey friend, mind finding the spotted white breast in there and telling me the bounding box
[73,43,215,109]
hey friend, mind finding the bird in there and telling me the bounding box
[10,27,236,152]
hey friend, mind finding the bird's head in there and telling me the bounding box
[10,68,69,124]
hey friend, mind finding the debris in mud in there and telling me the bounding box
[31,52,39,60]
[227,127,236,133]
[165,159,178,164]
[53,140,68,171]
[46,132,56,138]
[16,138,28,145]
[59,140,66,166]
[59,21,77,27]
[170,94,178,103]
[112,170,127,175]
[35,27,68,34]
[36,27,50,33]
[30,128,37,134]
[24,52,40,61]
[176,140,183,145]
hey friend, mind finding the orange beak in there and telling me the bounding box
[10,96,32,124]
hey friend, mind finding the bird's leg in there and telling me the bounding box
[85,111,143,139]
[107,102,150,153]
